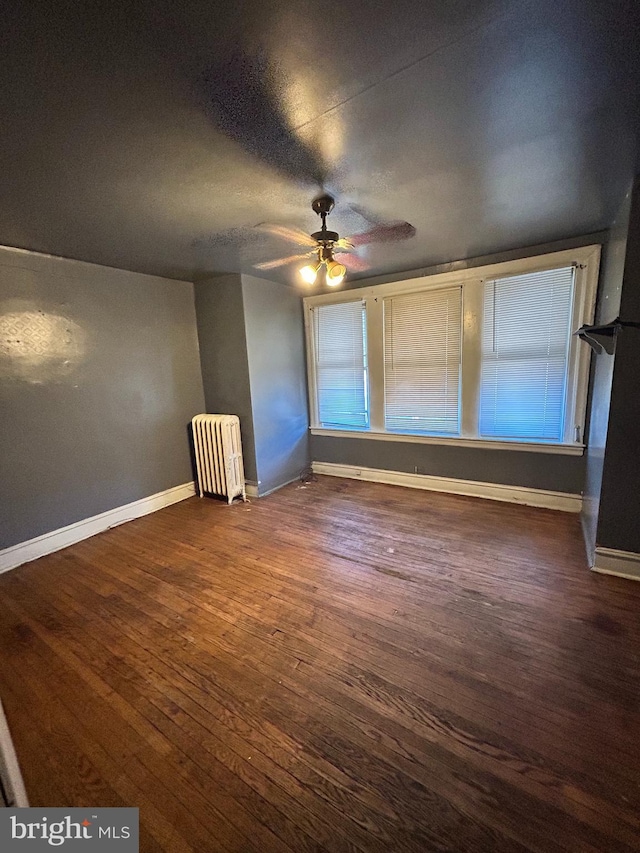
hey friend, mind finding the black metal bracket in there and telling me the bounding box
[574,318,640,355]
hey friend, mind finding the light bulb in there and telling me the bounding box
[299,264,318,284]
[326,260,346,286]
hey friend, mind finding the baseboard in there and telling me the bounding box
[592,547,640,581]
[0,482,195,575]
[311,462,582,512]
[259,475,302,498]
[245,476,300,499]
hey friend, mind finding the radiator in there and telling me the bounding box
[191,414,246,504]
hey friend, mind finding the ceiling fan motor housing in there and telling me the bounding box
[311,194,335,217]
[311,229,340,244]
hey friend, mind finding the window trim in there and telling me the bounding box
[303,245,600,454]
[308,427,585,455]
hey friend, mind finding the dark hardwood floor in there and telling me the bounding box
[1,475,639,852]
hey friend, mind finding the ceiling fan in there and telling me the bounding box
[254,195,416,286]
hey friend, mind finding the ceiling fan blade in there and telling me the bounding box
[347,221,416,247]
[255,223,318,247]
[335,237,354,250]
[335,253,369,273]
[348,203,390,226]
[254,252,314,270]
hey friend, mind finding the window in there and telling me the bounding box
[384,287,462,434]
[313,300,368,429]
[304,245,599,453]
[480,267,574,441]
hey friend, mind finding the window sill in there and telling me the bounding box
[309,428,585,456]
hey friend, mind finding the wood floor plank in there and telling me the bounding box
[1,476,640,852]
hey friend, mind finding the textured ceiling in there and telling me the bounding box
[1,0,639,284]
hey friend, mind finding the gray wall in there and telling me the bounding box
[581,191,632,561]
[242,275,309,495]
[0,247,205,550]
[194,273,310,495]
[309,235,605,495]
[597,177,640,553]
[193,274,257,482]
[310,436,584,494]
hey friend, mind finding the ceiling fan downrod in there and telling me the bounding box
[311,195,339,245]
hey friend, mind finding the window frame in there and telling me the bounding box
[303,244,600,455]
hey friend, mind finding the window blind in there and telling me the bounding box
[384,287,462,434]
[314,300,368,429]
[480,266,575,441]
